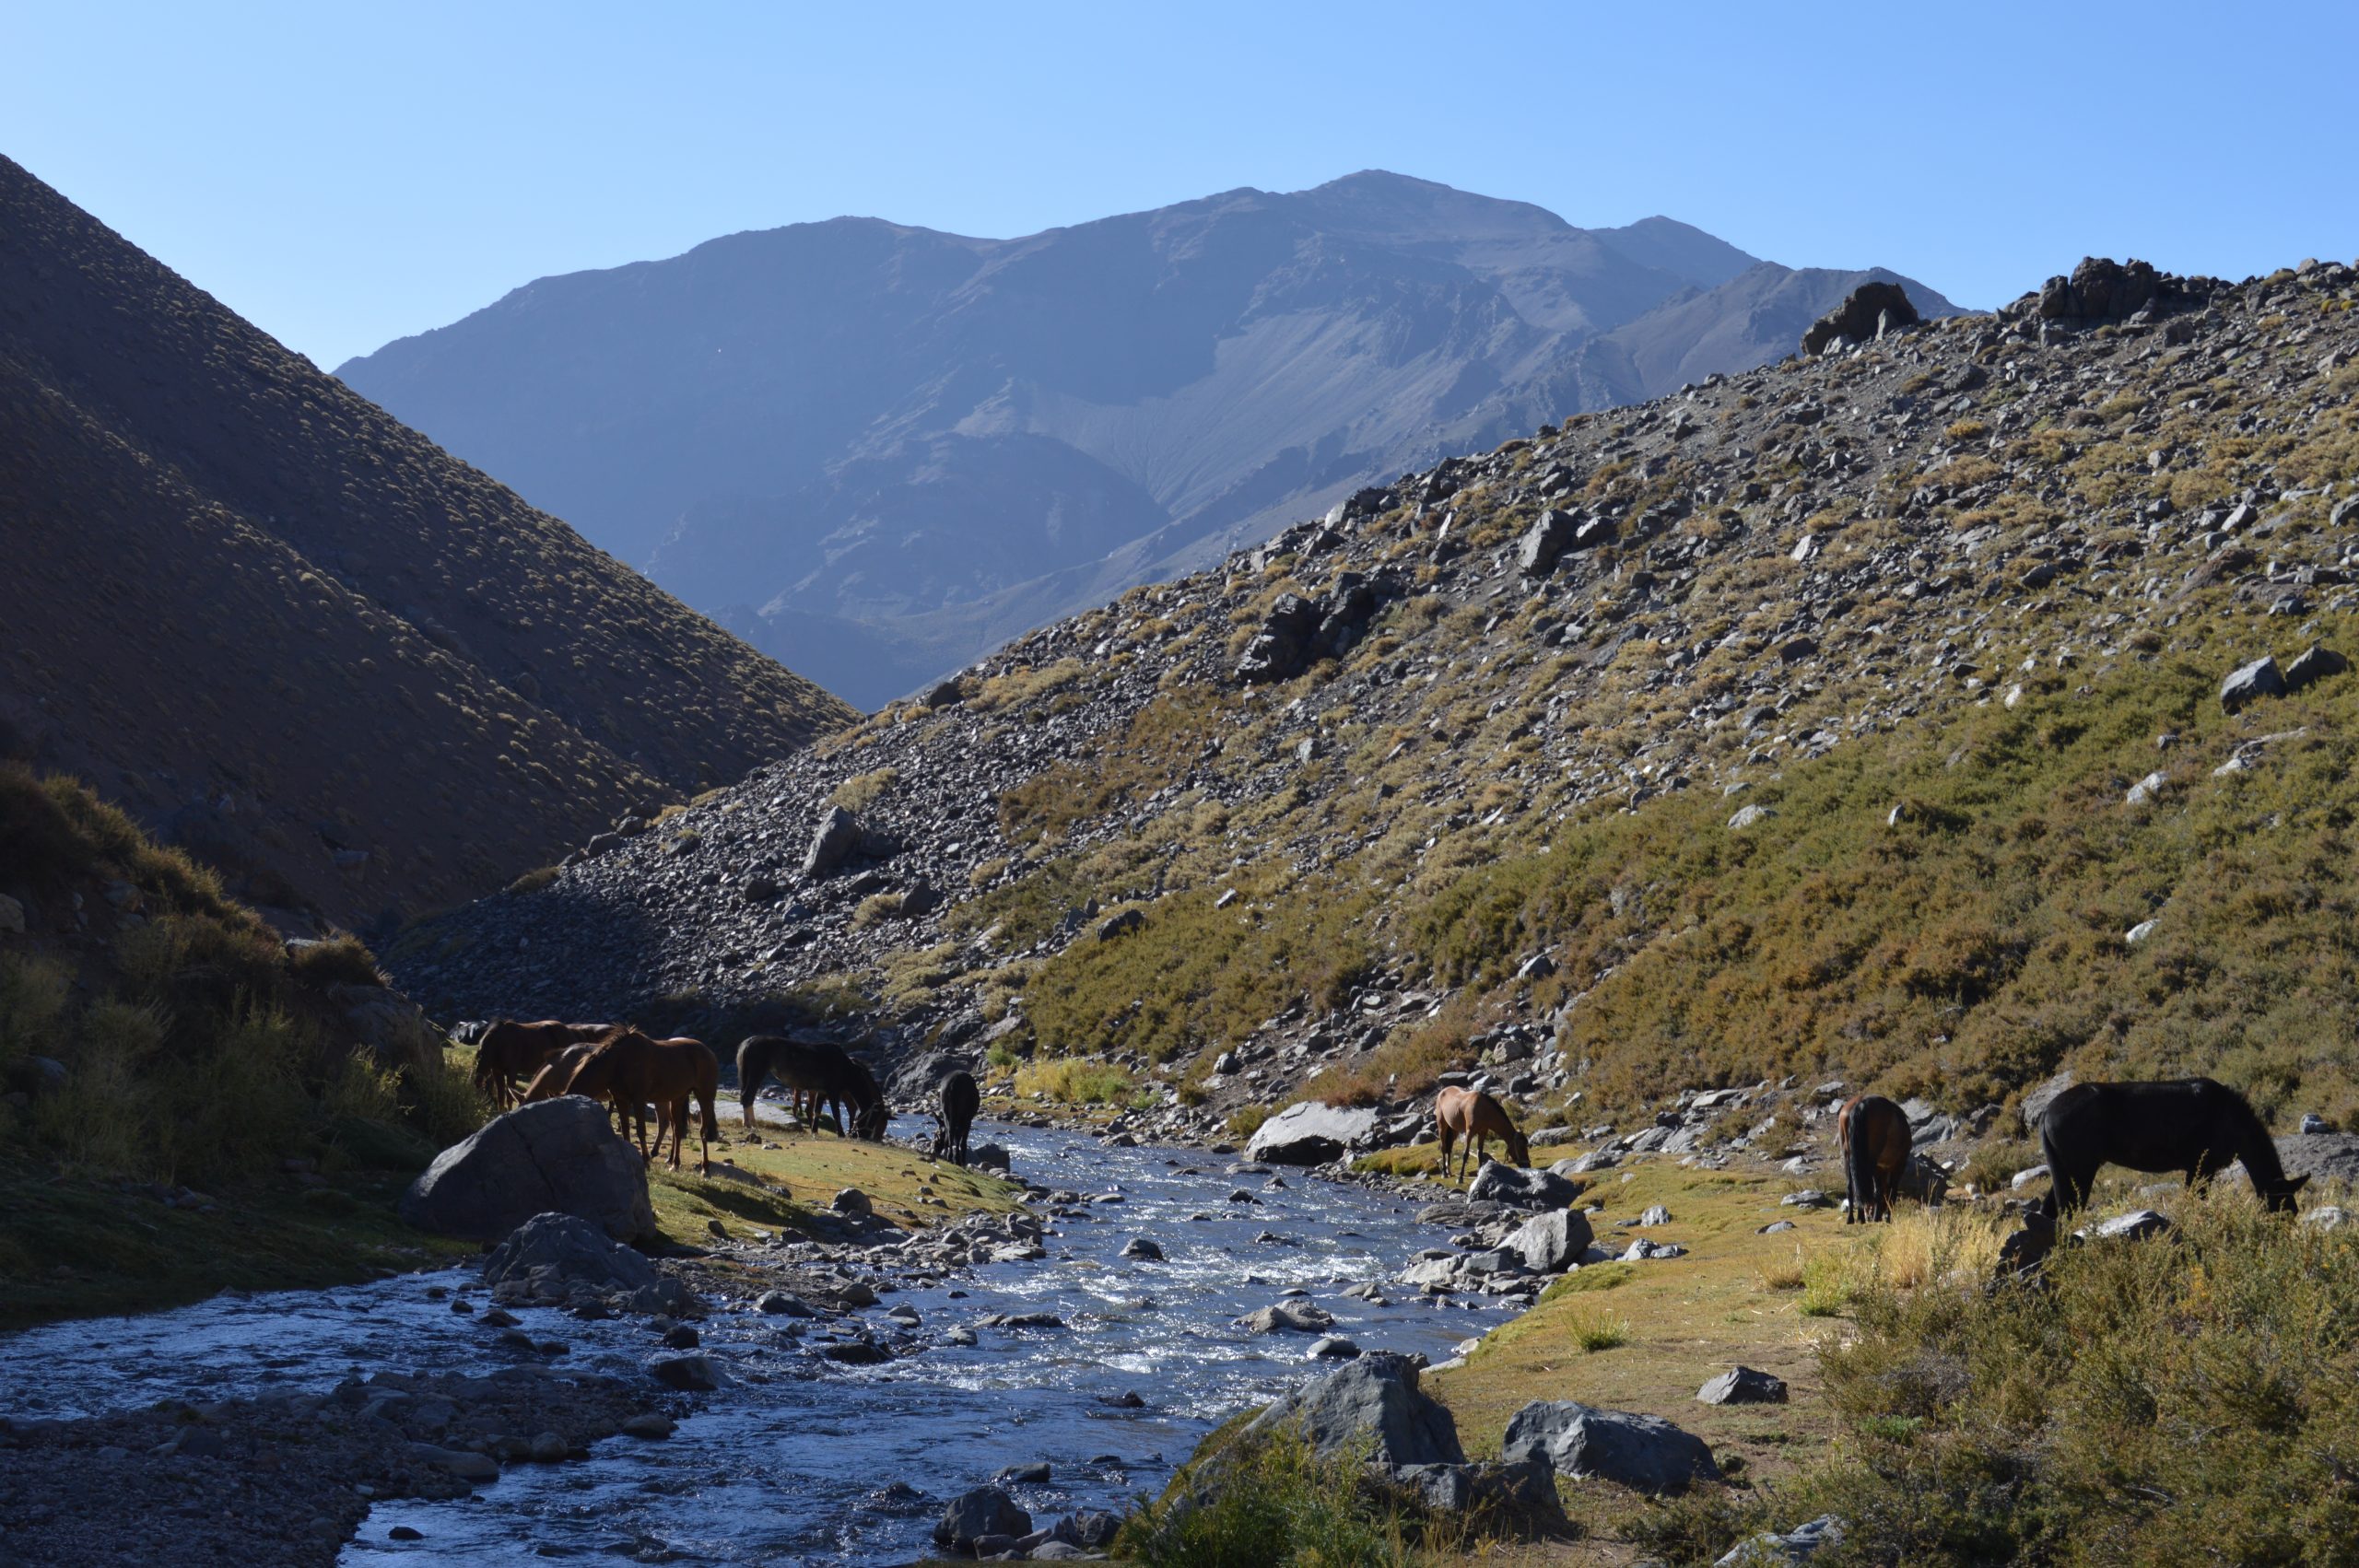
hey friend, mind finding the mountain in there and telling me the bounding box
[0,156,857,931]
[337,171,1960,708]
[389,253,2359,1140]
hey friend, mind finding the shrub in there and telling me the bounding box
[1014,1058,1135,1105]
[1226,1104,1273,1140]
[1795,1188,2359,1564]
[0,954,72,1071]
[1799,1249,1858,1317]
[285,933,385,989]
[830,766,899,812]
[1567,1305,1632,1352]
[1116,1431,1415,1568]
[504,864,561,895]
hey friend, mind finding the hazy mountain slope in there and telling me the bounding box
[339,172,1958,707]
[0,156,855,930]
[390,256,2359,1140]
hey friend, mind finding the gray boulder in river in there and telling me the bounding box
[401,1096,658,1243]
[1505,1207,1595,1272]
[1248,1101,1379,1164]
[480,1211,694,1314]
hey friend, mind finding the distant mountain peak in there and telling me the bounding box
[338,176,1955,709]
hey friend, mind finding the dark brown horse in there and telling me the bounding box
[1434,1086,1531,1182]
[933,1070,980,1165]
[1839,1094,1912,1223]
[735,1035,886,1140]
[566,1028,722,1172]
[519,1040,603,1104]
[472,1019,610,1109]
[2038,1078,2307,1219]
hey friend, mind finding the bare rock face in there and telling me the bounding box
[401,1097,657,1243]
[1802,280,1919,355]
[1247,1101,1379,1164]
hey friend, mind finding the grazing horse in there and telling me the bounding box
[472,1019,609,1109]
[1839,1094,1913,1223]
[735,1035,886,1139]
[519,1040,603,1105]
[565,1028,722,1171]
[1433,1086,1531,1183]
[2038,1077,2308,1219]
[933,1070,980,1165]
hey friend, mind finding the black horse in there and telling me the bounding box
[932,1070,980,1165]
[735,1035,887,1140]
[2037,1077,2308,1219]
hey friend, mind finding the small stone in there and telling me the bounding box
[621,1413,676,1439]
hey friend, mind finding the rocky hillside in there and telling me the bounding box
[390,255,2359,1143]
[0,157,855,931]
[338,171,1956,707]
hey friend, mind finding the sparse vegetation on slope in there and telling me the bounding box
[400,258,2359,1148]
[0,766,484,1323]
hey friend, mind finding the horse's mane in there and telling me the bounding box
[2210,1080,2290,1185]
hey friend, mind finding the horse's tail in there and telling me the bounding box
[1843,1102,1873,1225]
[734,1037,768,1127]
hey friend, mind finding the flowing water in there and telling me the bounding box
[0,1119,1509,1563]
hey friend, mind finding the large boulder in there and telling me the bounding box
[2037,257,2161,324]
[934,1486,1031,1551]
[889,1048,975,1104]
[1466,1163,1582,1210]
[803,805,865,878]
[1248,1101,1379,1165]
[1518,509,1579,578]
[329,981,442,1078]
[2219,656,2286,715]
[1502,1400,1720,1494]
[400,1096,657,1243]
[1246,1352,1465,1469]
[1505,1208,1596,1273]
[1235,593,1322,685]
[1391,1458,1567,1537]
[1801,281,1919,356]
[478,1211,691,1313]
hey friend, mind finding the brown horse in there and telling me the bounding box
[1434,1086,1532,1182]
[2038,1077,2308,1220]
[1839,1094,1912,1223]
[472,1019,610,1109]
[519,1040,603,1104]
[735,1035,886,1139]
[566,1028,722,1171]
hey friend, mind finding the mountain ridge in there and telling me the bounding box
[338,171,1961,707]
[0,155,856,930]
[387,252,2359,1143]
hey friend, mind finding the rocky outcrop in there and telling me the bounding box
[1505,1207,1595,1272]
[1502,1400,1720,1494]
[934,1486,1031,1553]
[1245,1352,1463,1468]
[1466,1163,1582,1210]
[1802,281,1919,356]
[1248,1101,1379,1164]
[479,1211,695,1315]
[400,1097,657,1243]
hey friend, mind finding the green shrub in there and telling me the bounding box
[1567,1305,1632,1351]
[0,954,72,1071]
[1226,1104,1273,1140]
[285,933,385,989]
[1792,1189,2359,1563]
[1013,1058,1135,1105]
[1117,1431,1415,1568]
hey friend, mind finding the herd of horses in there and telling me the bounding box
[469,1018,980,1173]
[475,1018,2313,1236]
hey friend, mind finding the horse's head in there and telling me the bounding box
[2262,1173,2313,1212]
[856,1100,890,1141]
[1506,1125,1532,1168]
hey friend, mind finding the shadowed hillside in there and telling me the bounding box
[0,156,856,930]
[339,171,1958,706]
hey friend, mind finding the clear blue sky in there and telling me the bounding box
[9,1,2357,369]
